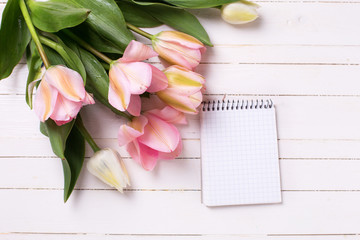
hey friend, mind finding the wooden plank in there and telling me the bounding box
[204,95,360,140]
[2,95,360,140]
[279,139,360,159]
[0,95,200,139]
[0,138,199,159]
[2,138,360,159]
[1,233,357,240]
[201,45,360,64]
[198,64,360,95]
[1,158,360,191]
[3,63,360,96]
[1,190,360,234]
[143,3,360,45]
[2,3,360,46]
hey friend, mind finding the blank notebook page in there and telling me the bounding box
[200,100,282,207]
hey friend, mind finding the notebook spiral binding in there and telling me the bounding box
[202,99,273,112]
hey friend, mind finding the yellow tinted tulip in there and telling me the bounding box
[221,1,259,25]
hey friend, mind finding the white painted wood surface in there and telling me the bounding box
[1,0,360,239]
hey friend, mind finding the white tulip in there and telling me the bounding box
[87,148,130,193]
[221,1,259,25]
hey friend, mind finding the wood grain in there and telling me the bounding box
[1,158,360,191]
[1,234,358,240]
[2,95,360,140]
[1,190,360,234]
[1,0,360,238]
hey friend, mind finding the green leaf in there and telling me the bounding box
[62,0,135,53]
[25,41,43,109]
[75,47,109,100]
[130,1,212,46]
[117,1,162,28]
[163,0,239,8]
[149,7,212,46]
[44,45,67,65]
[0,0,31,80]
[27,0,90,32]
[154,8,212,46]
[40,122,48,137]
[71,24,123,54]
[41,34,87,82]
[63,117,85,202]
[42,119,75,159]
[41,118,85,202]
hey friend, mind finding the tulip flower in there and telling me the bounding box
[221,1,259,25]
[108,40,168,116]
[152,31,206,70]
[34,65,94,126]
[118,106,186,171]
[156,66,205,114]
[87,148,130,193]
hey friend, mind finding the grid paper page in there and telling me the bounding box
[200,105,281,207]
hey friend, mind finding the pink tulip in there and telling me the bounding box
[118,106,187,171]
[152,31,206,70]
[156,65,205,114]
[34,65,94,126]
[108,40,168,116]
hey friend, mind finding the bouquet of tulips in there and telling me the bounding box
[0,0,259,202]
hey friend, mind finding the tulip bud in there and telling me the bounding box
[87,148,130,193]
[221,1,259,25]
[156,66,205,114]
[152,31,206,70]
[34,65,94,126]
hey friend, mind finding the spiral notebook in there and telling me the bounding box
[200,99,282,207]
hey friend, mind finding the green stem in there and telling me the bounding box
[39,36,59,50]
[19,0,51,69]
[63,29,113,64]
[126,23,153,40]
[75,118,101,153]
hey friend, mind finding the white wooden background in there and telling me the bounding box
[1,0,360,239]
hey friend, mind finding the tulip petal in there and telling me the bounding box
[54,120,72,126]
[118,62,152,94]
[156,31,204,50]
[34,80,58,122]
[164,66,204,95]
[50,94,82,126]
[158,139,182,160]
[189,90,203,109]
[147,106,187,125]
[138,114,180,153]
[83,92,95,105]
[165,65,205,84]
[45,65,85,102]
[129,115,148,132]
[87,148,130,193]
[127,94,141,117]
[157,41,201,65]
[221,2,259,25]
[109,63,131,111]
[126,140,159,171]
[118,116,148,146]
[146,65,168,93]
[157,89,199,114]
[153,44,194,70]
[121,40,158,63]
